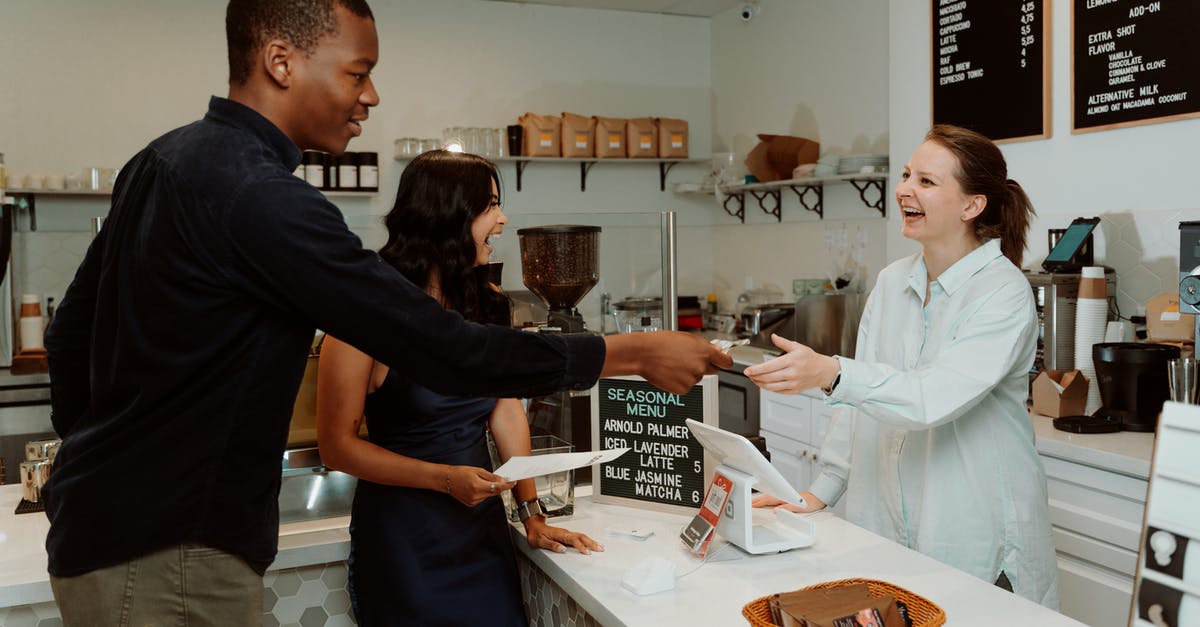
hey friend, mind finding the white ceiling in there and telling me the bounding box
[481,0,747,18]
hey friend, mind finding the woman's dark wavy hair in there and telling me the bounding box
[925,124,1035,267]
[379,150,507,324]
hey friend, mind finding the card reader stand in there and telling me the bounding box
[713,465,816,554]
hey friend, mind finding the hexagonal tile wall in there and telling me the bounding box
[517,554,596,627]
[0,564,355,626]
[265,561,356,626]
[0,601,61,627]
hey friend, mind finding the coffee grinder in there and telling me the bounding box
[516,225,601,480]
[517,225,600,333]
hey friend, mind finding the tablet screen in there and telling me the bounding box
[1046,220,1097,263]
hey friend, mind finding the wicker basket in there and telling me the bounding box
[742,578,946,627]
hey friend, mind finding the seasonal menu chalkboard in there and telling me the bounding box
[931,0,1049,142]
[1073,0,1200,132]
[590,375,716,514]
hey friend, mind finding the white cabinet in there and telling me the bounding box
[1040,453,1148,627]
[759,389,844,517]
[1131,405,1200,627]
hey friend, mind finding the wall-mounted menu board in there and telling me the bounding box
[590,375,717,515]
[931,0,1050,142]
[1073,1,1200,133]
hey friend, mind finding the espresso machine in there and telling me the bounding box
[516,225,602,479]
[1179,221,1200,338]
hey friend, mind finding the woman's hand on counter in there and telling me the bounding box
[524,517,604,555]
[752,491,826,513]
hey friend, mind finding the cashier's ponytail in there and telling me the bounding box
[925,124,1035,268]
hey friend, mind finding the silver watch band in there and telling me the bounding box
[517,498,545,522]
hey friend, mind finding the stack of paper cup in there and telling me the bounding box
[18,294,44,352]
[1074,267,1108,414]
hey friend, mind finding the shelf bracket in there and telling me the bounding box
[721,192,745,223]
[514,160,530,192]
[848,179,886,217]
[787,185,823,219]
[749,189,782,222]
[11,193,37,231]
[580,161,596,192]
[659,161,681,191]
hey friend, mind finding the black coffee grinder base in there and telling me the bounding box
[546,309,587,334]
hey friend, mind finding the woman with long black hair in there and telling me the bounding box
[317,150,601,626]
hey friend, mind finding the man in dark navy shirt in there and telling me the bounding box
[42,1,729,623]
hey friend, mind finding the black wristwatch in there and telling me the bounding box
[517,498,546,522]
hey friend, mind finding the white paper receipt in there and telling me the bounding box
[494,448,630,482]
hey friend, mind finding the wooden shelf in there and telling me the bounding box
[5,188,377,197]
[396,153,708,192]
[3,188,376,231]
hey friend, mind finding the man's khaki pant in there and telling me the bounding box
[50,543,262,627]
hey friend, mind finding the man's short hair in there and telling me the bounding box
[226,0,374,85]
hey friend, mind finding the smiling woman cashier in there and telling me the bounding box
[746,125,1059,608]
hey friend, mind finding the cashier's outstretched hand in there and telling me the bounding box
[744,334,840,395]
[753,491,826,514]
[602,331,732,395]
[524,517,604,555]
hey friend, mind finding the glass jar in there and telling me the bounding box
[464,127,481,155]
[494,128,507,157]
[394,137,419,159]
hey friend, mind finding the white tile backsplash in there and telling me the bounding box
[12,232,92,314]
[1032,208,1198,321]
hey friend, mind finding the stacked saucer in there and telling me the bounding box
[836,154,888,175]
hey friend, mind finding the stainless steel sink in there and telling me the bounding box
[278,447,356,524]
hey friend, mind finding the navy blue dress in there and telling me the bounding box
[348,369,528,626]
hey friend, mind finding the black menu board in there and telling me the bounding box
[590,376,716,514]
[932,0,1049,142]
[1073,0,1200,132]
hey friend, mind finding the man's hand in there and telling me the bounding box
[602,332,732,394]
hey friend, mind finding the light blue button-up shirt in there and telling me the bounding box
[810,238,1059,608]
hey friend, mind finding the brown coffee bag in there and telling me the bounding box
[594,116,627,158]
[627,117,658,158]
[518,113,561,157]
[744,134,820,182]
[657,117,689,158]
[561,112,595,158]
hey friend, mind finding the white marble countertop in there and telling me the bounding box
[0,408,1155,611]
[0,484,351,609]
[1029,409,1155,479]
[512,494,1087,626]
[0,486,52,608]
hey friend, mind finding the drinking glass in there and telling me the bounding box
[1168,358,1198,404]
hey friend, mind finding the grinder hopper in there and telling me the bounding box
[517,225,600,332]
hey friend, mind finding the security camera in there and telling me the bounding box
[739,2,760,21]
